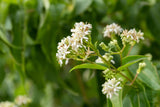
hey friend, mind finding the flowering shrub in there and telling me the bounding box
[56,22,160,106]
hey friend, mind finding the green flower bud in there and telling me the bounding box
[137,62,146,74]
[99,42,109,51]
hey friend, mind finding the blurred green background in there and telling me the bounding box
[0,0,160,107]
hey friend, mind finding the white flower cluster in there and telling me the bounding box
[56,37,71,66]
[70,22,92,51]
[102,78,122,99]
[0,101,16,107]
[15,95,31,106]
[121,29,144,45]
[95,53,115,64]
[104,23,123,37]
[103,23,144,46]
[56,22,92,66]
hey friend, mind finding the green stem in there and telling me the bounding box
[110,52,120,55]
[20,1,27,94]
[118,72,132,82]
[119,45,126,64]
[0,37,22,50]
[129,73,138,85]
[120,53,122,65]
[120,45,126,53]
[90,44,112,68]
[90,43,133,81]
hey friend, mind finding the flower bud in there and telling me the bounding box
[137,62,146,74]
[99,42,109,51]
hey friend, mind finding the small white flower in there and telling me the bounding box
[0,101,16,107]
[15,95,31,106]
[102,78,122,99]
[104,23,123,37]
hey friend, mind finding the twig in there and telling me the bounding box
[129,73,138,85]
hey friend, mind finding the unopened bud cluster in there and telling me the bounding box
[137,62,146,74]
[95,53,115,64]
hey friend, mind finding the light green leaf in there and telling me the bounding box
[138,60,160,90]
[110,89,122,107]
[74,0,92,15]
[69,63,107,72]
[118,55,147,70]
[129,59,160,90]
[123,96,133,107]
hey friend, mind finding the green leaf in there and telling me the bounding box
[138,60,160,90]
[118,55,147,70]
[123,96,133,107]
[69,63,107,72]
[74,0,92,15]
[127,83,150,107]
[110,89,122,107]
[130,94,140,107]
[138,83,150,107]
[129,59,160,90]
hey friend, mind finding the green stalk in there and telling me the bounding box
[20,0,27,94]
